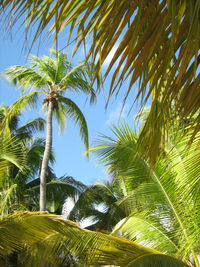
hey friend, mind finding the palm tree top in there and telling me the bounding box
[4,51,96,102]
[3,51,97,142]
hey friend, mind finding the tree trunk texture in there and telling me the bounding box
[40,100,53,211]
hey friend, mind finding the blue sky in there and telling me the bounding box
[0,23,141,185]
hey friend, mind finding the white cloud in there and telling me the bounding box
[106,102,131,125]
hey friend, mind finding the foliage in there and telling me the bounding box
[0,212,188,267]
[3,50,99,211]
[1,0,200,163]
[0,102,85,216]
[89,123,200,266]
[3,51,96,150]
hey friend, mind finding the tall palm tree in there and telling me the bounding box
[3,51,97,211]
[1,1,200,163]
[0,102,89,217]
[0,103,51,215]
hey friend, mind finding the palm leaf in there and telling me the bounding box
[16,117,45,139]
[3,65,50,94]
[0,212,188,266]
[56,96,89,150]
[0,92,39,133]
[89,122,200,265]
[0,135,26,176]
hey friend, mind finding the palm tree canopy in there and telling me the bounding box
[3,51,96,150]
[2,0,200,163]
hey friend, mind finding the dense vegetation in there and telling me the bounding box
[1,1,200,266]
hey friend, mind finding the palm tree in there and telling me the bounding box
[89,122,200,266]
[67,178,143,232]
[0,103,50,215]
[1,1,200,164]
[0,102,90,218]
[0,103,45,139]
[3,51,97,211]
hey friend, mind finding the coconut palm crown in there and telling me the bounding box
[3,50,97,211]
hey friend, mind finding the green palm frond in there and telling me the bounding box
[59,61,97,104]
[56,96,89,150]
[89,122,200,265]
[0,212,188,267]
[0,134,27,215]
[16,118,45,139]
[0,183,18,217]
[29,55,60,85]
[0,104,20,131]
[3,65,50,94]
[113,168,200,264]
[0,135,26,175]
[90,123,148,182]
[1,92,38,132]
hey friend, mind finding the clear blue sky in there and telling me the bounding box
[0,23,142,185]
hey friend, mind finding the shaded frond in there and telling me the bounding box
[16,117,45,139]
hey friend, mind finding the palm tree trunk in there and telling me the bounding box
[40,100,53,211]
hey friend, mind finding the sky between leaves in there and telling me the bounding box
[0,21,145,185]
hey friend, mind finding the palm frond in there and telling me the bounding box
[0,212,188,267]
[56,96,89,151]
[16,117,45,139]
[0,135,26,175]
[3,65,50,94]
[1,92,38,132]
[59,60,97,104]
[89,122,200,265]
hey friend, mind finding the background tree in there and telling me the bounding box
[88,122,200,266]
[0,101,91,219]
[3,51,98,211]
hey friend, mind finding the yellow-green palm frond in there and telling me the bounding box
[0,212,188,266]
[0,134,26,182]
[89,122,200,265]
[0,92,39,134]
[55,96,89,151]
